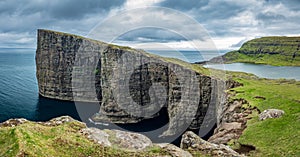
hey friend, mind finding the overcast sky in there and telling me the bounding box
[1,0,300,50]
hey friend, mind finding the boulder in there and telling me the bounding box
[181,131,244,157]
[81,128,153,151]
[81,128,112,147]
[0,118,28,127]
[155,143,192,157]
[259,109,285,121]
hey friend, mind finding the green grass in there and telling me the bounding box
[0,121,170,157]
[190,62,300,156]
[228,77,300,156]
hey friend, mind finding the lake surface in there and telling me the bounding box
[204,63,300,81]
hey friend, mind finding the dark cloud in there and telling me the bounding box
[1,0,300,49]
[160,0,243,22]
[159,0,209,11]
[0,0,124,19]
[0,0,125,33]
[0,0,125,48]
[266,0,300,11]
[115,27,186,43]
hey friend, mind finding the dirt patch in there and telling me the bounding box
[254,96,266,100]
[235,144,256,154]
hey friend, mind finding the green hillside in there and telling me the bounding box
[211,37,300,66]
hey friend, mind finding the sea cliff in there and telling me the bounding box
[36,30,238,136]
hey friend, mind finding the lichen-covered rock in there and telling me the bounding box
[81,128,153,151]
[0,118,28,127]
[181,131,244,157]
[36,29,228,136]
[39,116,85,127]
[81,128,112,146]
[259,109,285,121]
[156,143,192,157]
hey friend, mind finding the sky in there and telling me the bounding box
[1,0,300,50]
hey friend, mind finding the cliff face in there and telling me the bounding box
[36,29,228,136]
[239,36,300,55]
[208,36,300,66]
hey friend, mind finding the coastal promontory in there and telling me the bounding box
[209,36,300,66]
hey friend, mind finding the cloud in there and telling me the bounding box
[230,38,250,48]
[0,32,35,48]
[88,7,211,44]
[0,0,125,48]
[0,0,124,20]
[159,0,300,37]
[115,28,186,43]
[159,0,209,11]
[1,0,300,50]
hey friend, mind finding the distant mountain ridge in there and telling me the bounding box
[209,36,300,66]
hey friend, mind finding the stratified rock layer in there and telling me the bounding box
[36,29,228,135]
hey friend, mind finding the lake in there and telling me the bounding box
[204,63,300,81]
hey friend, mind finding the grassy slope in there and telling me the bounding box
[191,64,300,156]
[219,36,300,66]
[0,121,169,157]
[231,78,300,157]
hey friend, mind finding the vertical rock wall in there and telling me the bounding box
[36,29,227,136]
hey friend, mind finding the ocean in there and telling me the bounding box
[1,48,300,123]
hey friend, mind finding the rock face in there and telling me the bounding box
[238,37,300,56]
[181,131,244,157]
[36,29,229,136]
[259,109,284,121]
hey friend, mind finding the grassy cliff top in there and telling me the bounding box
[230,76,300,156]
[209,36,300,66]
[239,36,300,55]
[0,117,170,157]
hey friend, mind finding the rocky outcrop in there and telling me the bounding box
[156,143,192,157]
[208,97,259,145]
[180,131,244,157]
[81,128,153,151]
[0,116,187,156]
[36,29,230,136]
[259,109,284,121]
